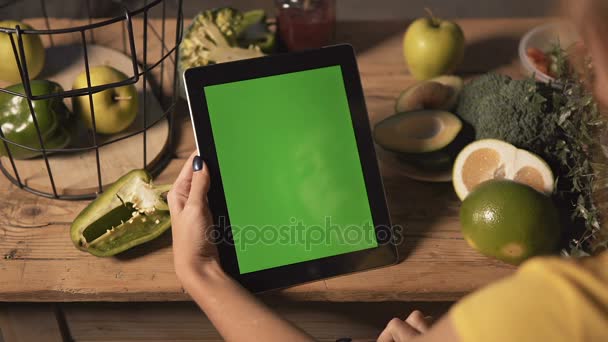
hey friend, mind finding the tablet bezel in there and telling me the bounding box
[184,44,398,293]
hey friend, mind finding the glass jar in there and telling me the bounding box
[276,0,336,51]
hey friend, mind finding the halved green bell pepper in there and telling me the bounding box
[71,170,172,257]
[0,80,72,159]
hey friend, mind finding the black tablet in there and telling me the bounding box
[184,44,398,292]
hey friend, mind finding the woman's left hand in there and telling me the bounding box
[167,152,218,283]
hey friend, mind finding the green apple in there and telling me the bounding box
[403,13,465,80]
[72,66,138,134]
[0,20,45,83]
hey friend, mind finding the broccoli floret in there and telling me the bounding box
[455,73,560,157]
[237,10,275,53]
[179,8,276,69]
[457,73,510,127]
[179,13,263,68]
[202,7,243,44]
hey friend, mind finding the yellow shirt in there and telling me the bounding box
[451,252,608,341]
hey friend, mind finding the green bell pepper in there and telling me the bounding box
[0,80,72,159]
[71,170,172,257]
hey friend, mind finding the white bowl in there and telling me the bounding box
[518,22,578,83]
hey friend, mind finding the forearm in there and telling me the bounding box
[566,0,608,106]
[179,261,315,342]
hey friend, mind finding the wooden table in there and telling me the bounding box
[0,17,547,303]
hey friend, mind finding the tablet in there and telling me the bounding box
[184,44,398,292]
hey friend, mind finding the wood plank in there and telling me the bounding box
[63,301,452,341]
[0,304,67,342]
[0,18,544,302]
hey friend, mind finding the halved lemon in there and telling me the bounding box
[452,139,554,200]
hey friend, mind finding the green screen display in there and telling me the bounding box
[204,65,378,274]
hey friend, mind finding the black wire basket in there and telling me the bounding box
[0,0,183,200]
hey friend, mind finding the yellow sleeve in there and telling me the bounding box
[450,252,608,342]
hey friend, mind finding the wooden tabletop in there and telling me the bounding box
[0,17,548,302]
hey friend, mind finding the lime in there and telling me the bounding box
[460,180,561,265]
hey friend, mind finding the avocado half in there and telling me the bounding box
[373,110,473,171]
[395,75,464,113]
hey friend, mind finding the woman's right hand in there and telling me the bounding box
[377,311,431,342]
[167,152,219,283]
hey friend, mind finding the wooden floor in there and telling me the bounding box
[1,301,452,342]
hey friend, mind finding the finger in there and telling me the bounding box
[187,156,211,208]
[405,310,429,333]
[377,318,419,342]
[168,152,197,214]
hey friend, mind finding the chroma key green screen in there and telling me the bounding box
[204,65,378,274]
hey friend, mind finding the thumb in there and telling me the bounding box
[188,156,211,207]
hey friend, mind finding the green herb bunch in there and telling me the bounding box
[547,44,607,256]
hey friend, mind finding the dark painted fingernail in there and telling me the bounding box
[193,155,203,172]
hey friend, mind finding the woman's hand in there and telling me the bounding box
[167,152,218,283]
[377,310,432,342]
[166,155,315,342]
